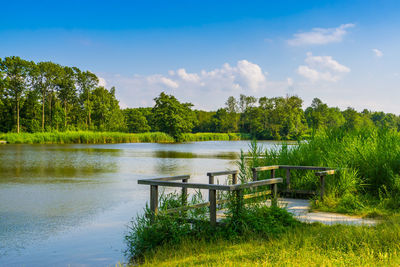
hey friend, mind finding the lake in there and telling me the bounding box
[0,141,283,266]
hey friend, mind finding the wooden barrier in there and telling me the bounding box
[252,165,336,200]
[138,171,282,226]
[138,165,335,226]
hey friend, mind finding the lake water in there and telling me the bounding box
[0,141,282,266]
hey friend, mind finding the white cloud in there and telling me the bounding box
[287,77,293,86]
[98,77,107,87]
[372,48,383,58]
[288,23,355,46]
[99,60,287,110]
[297,52,350,82]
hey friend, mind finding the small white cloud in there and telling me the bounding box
[288,23,355,46]
[287,77,293,86]
[372,48,383,58]
[297,52,350,82]
[98,77,107,87]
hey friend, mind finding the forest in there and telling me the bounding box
[1,56,400,140]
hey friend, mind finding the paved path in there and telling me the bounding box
[278,198,377,225]
[217,198,378,226]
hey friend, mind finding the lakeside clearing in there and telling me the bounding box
[0,131,243,144]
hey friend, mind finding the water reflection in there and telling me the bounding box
[0,141,282,266]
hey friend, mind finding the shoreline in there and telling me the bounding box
[0,131,246,144]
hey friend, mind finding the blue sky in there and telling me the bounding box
[1,0,400,112]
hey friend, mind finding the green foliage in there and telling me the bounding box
[125,184,298,263]
[247,128,400,214]
[152,92,197,140]
[124,108,151,133]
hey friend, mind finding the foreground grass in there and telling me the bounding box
[139,215,400,266]
[0,131,243,144]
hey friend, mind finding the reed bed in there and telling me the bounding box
[0,131,246,144]
[246,127,400,214]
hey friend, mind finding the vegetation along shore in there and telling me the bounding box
[125,128,400,265]
[2,56,400,143]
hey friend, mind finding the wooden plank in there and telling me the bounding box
[234,178,283,190]
[315,170,335,176]
[150,185,158,221]
[320,175,325,200]
[139,175,191,182]
[232,173,238,185]
[207,170,239,176]
[138,179,234,191]
[278,165,330,171]
[253,165,280,172]
[209,189,217,226]
[164,190,272,214]
[182,179,188,206]
[252,168,258,181]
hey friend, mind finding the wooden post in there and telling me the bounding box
[252,168,258,181]
[232,173,238,185]
[286,169,291,190]
[272,183,278,206]
[209,189,217,226]
[182,178,188,206]
[150,185,158,222]
[320,175,325,200]
[208,174,217,226]
[271,169,275,178]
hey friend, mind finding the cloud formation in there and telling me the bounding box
[372,48,383,58]
[100,60,288,110]
[288,23,355,46]
[297,52,350,82]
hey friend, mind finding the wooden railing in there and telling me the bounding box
[138,165,335,225]
[138,171,282,226]
[252,165,336,199]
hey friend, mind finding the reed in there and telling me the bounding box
[247,127,400,214]
[0,131,246,144]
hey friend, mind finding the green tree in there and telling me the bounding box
[74,68,98,129]
[124,108,151,133]
[152,92,197,139]
[91,86,126,131]
[57,66,77,128]
[1,56,33,133]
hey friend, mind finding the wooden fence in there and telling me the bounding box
[138,165,336,225]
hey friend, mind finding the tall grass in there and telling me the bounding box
[249,127,400,214]
[180,132,243,142]
[139,215,400,266]
[0,131,246,144]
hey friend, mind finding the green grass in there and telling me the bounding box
[139,215,400,266]
[244,127,400,215]
[0,131,246,144]
[180,132,243,141]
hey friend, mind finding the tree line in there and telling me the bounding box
[1,56,400,140]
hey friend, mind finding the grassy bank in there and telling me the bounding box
[140,215,400,266]
[0,131,244,144]
[124,128,400,265]
[244,127,400,216]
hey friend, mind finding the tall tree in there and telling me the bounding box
[152,92,197,139]
[57,66,77,128]
[32,61,61,131]
[74,68,98,129]
[1,56,32,133]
